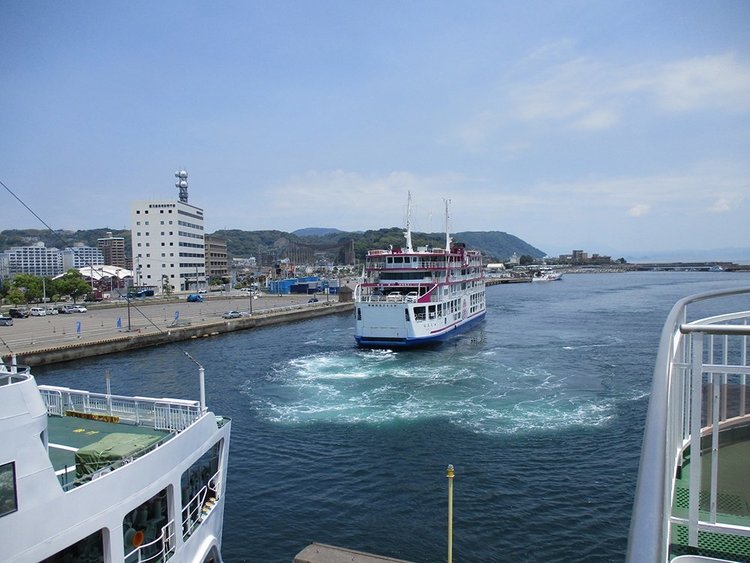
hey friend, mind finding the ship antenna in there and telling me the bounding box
[404,191,414,253]
[444,198,452,251]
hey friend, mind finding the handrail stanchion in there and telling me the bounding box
[447,464,454,563]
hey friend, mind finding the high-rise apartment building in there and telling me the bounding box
[62,244,104,270]
[97,232,128,268]
[3,243,64,277]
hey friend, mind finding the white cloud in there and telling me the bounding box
[461,50,750,148]
[646,53,750,113]
[709,197,732,213]
[628,203,651,217]
[262,170,477,231]
[575,108,620,130]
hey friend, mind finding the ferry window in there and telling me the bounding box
[182,442,222,541]
[405,309,410,321]
[0,462,17,517]
[404,257,410,263]
[123,488,169,561]
[41,529,104,562]
[357,308,362,320]
[414,306,426,320]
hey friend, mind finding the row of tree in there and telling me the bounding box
[0,271,92,306]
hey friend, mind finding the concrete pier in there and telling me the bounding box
[294,543,413,563]
[1,299,353,367]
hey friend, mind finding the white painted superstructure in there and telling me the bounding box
[354,196,486,347]
[0,362,231,562]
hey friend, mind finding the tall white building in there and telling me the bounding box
[130,170,207,293]
[130,199,205,293]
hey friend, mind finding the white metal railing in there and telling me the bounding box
[627,287,750,562]
[124,519,177,563]
[358,287,433,303]
[182,469,222,540]
[38,385,202,432]
[0,362,31,382]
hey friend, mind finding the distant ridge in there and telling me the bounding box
[451,231,545,261]
[292,227,345,237]
[0,227,545,262]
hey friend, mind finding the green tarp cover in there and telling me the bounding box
[74,432,162,478]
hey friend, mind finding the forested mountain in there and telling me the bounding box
[1,227,546,263]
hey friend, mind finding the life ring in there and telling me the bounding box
[132,530,145,548]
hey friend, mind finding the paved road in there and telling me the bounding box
[0,292,340,355]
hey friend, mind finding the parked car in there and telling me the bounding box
[197,289,207,294]
[67,305,88,313]
[29,307,47,316]
[8,308,29,318]
[307,297,319,303]
[186,294,204,302]
[0,316,13,326]
[45,306,59,315]
[222,310,241,319]
[57,305,72,314]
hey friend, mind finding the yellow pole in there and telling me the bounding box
[447,464,455,563]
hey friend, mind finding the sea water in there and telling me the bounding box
[34,271,750,562]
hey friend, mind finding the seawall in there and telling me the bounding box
[3,302,354,367]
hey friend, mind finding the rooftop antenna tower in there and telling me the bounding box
[175,169,188,203]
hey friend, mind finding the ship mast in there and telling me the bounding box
[444,198,452,251]
[404,191,414,253]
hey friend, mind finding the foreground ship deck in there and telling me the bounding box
[627,287,750,563]
[0,361,231,562]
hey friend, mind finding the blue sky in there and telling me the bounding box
[2,1,748,258]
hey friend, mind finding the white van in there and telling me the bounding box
[29,307,47,316]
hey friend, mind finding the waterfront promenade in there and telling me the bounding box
[1,292,352,366]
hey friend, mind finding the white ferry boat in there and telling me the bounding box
[354,197,486,347]
[531,268,563,282]
[0,357,231,562]
[627,287,750,562]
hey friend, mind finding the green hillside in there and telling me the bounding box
[0,227,546,263]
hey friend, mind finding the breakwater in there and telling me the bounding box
[3,302,353,367]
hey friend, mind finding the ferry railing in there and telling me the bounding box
[627,287,750,563]
[181,468,222,540]
[0,362,31,384]
[38,385,202,432]
[124,519,177,563]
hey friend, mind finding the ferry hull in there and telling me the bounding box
[355,310,486,348]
